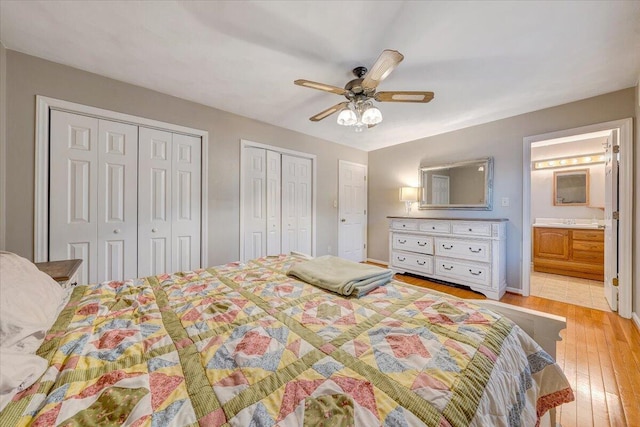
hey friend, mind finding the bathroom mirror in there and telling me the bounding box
[419,157,493,210]
[553,169,589,206]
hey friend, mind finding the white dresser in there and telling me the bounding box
[388,217,508,300]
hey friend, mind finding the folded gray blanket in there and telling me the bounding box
[287,255,394,297]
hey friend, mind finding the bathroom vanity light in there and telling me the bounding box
[533,153,605,170]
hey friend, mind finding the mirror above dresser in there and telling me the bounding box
[419,157,493,210]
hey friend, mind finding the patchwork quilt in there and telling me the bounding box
[0,254,573,426]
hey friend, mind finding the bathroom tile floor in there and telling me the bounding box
[530,270,612,312]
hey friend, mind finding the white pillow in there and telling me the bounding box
[0,252,66,350]
[0,349,48,411]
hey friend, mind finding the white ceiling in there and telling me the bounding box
[1,1,639,151]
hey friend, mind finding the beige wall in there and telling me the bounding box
[368,88,636,295]
[635,81,640,317]
[0,43,6,250]
[4,50,367,265]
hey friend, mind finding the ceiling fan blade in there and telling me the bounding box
[295,79,347,96]
[375,91,434,103]
[362,50,404,91]
[309,102,349,122]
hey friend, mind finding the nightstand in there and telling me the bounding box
[35,259,82,288]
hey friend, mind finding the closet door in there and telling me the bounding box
[49,111,98,284]
[138,128,173,276]
[172,134,201,271]
[97,120,138,281]
[242,147,267,261]
[266,150,281,256]
[281,155,312,255]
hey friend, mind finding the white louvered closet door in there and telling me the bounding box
[138,128,173,277]
[172,134,201,272]
[281,155,312,256]
[49,111,99,284]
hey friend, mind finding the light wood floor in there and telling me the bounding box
[392,272,640,427]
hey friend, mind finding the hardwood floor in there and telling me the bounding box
[392,272,640,427]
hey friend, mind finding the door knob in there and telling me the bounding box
[152,228,158,233]
[341,218,346,222]
[113,229,121,234]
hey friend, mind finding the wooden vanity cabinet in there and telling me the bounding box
[533,227,603,281]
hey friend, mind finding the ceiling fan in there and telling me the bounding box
[294,50,434,131]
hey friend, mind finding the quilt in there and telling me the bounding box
[0,254,573,426]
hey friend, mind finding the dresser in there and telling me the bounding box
[388,217,508,300]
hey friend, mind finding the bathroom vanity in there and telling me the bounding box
[533,219,604,281]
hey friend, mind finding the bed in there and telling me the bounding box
[0,252,573,426]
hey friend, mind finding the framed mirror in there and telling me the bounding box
[553,169,589,206]
[419,157,493,210]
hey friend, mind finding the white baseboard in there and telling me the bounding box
[506,287,523,295]
[633,312,640,334]
[367,258,388,266]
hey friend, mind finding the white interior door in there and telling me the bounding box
[604,132,618,311]
[138,127,173,276]
[282,155,312,255]
[432,175,450,204]
[172,133,201,272]
[97,120,138,281]
[242,147,267,261]
[266,150,281,256]
[338,161,367,262]
[49,111,98,284]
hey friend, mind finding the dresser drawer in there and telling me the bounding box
[418,221,451,234]
[392,252,434,275]
[392,234,433,254]
[435,238,491,262]
[435,257,491,287]
[391,220,418,231]
[452,222,492,237]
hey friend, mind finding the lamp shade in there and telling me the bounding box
[337,108,357,126]
[399,187,418,202]
[362,106,382,125]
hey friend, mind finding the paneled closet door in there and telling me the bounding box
[97,120,138,281]
[49,111,99,284]
[266,150,281,256]
[138,128,173,276]
[241,147,267,261]
[281,155,312,255]
[172,133,201,272]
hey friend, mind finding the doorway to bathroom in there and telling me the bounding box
[522,119,633,318]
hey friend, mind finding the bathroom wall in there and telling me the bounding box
[530,137,606,222]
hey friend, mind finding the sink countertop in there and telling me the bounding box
[532,223,604,230]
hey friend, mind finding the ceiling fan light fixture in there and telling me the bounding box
[361,105,382,125]
[337,107,357,126]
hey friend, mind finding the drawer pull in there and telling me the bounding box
[416,260,426,266]
[397,256,406,262]
[469,247,482,253]
[398,239,407,244]
[468,228,473,232]
[442,244,453,250]
[402,224,406,228]
[442,265,453,271]
[469,269,482,276]
[417,241,427,246]
[432,226,436,230]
